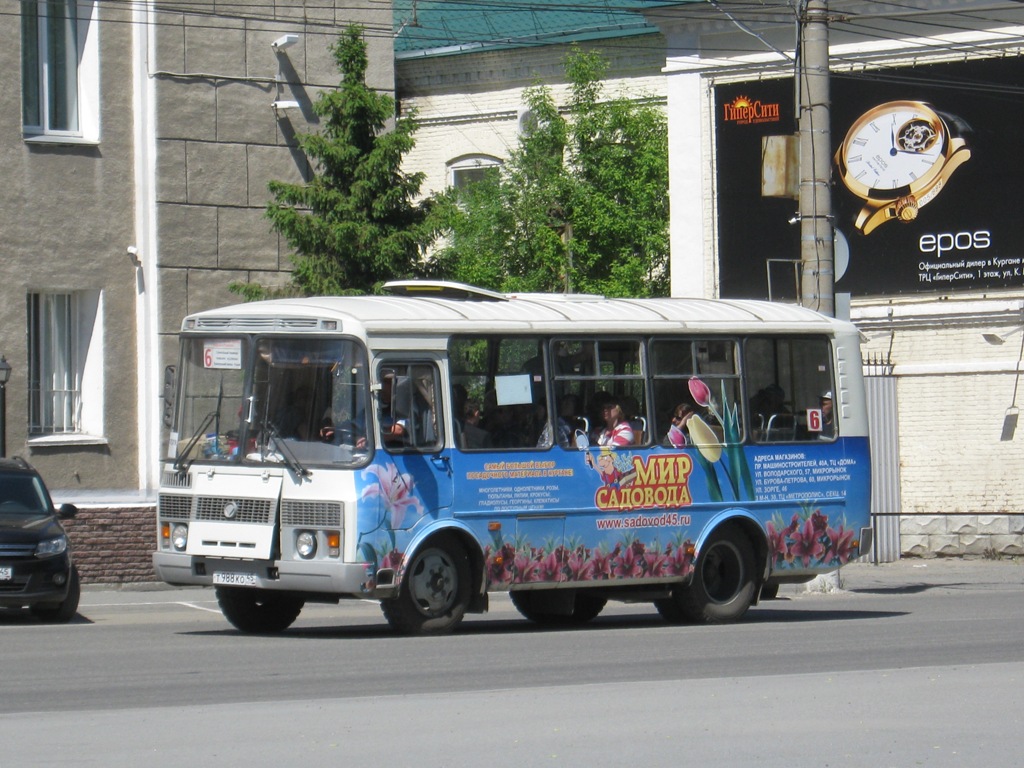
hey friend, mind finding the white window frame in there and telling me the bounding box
[27,290,105,443]
[21,0,100,144]
[448,154,502,190]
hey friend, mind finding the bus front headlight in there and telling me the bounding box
[172,524,189,551]
[296,531,317,559]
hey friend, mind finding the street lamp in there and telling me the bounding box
[0,356,10,458]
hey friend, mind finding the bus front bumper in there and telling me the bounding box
[152,552,379,597]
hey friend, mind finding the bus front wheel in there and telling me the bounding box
[381,535,471,634]
[216,588,305,633]
[659,524,756,624]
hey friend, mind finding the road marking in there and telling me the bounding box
[177,601,223,614]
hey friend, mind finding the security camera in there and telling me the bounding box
[127,245,141,268]
[272,34,299,52]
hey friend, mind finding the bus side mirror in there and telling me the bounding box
[162,365,176,428]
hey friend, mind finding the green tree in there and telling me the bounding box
[427,47,669,297]
[234,26,433,299]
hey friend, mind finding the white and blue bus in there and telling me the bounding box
[153,281,872,633]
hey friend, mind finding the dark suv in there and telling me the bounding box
[0,457,80,622]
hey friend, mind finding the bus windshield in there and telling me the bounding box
[173,336,369,468]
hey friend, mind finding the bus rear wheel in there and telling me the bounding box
[510,590,608,625]
[381,536,471,634]
[659,524,756,624]
[216,588,304,633]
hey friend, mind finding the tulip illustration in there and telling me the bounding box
[688,377,712,407]
[685,377,754,501]
[689,377,724,425]
[685,413,722,463]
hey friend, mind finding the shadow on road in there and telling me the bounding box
[0,609,94,626]
[845,581,988,595]
[175,602,907,640]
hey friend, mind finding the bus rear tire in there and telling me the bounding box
[510,590,608,625]
[381,535,471,634]
[216,587,304,633]
[661,524,756,624]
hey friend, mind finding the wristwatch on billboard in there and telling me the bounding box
[834,100,971,235]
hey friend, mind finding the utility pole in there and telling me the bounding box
[798,0,834,317]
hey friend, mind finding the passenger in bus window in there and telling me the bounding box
[596,396,634,447]
[621,395,646,445]
[587,391,611,442]
[486,401,522,448]
[666,403,695,448]
[378,374,410,444]
[820,391,835,439]
[556,393,583,447]
[536,397,574,449]
[460,398,491,449]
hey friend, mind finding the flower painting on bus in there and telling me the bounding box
[483,530,696,589]
[357,462,427,574]
[767,506,857,569]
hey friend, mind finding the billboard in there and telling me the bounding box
[715,57,1022,299]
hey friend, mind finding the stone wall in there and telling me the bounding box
[63,506,157,584]
[901,515,1024,558]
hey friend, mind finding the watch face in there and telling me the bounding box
[838,100,946,199]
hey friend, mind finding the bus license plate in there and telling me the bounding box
[212,571,258,587]
[0,566,11,581]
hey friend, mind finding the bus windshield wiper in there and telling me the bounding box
[262,424,310,478]
[173,410,218,474]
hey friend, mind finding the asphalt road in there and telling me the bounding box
[2,559,1024,767]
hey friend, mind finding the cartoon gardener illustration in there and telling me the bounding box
[586,446,635,489]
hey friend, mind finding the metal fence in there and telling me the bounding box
[863,354,901,563]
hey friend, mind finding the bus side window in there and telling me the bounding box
[553,338,646,448]
[651,338,741,447]
[448,335,550,452]
[377,363,443,452]
[744,336,833,443]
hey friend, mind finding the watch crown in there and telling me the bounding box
[894,196,919,222]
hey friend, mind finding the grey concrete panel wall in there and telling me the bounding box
[156,140,188,203]
[248,144,308,198]
[184,22,246,76]
[153,12,186,72]
[157,80,217,142]
[217,208,280,270]
[185,142,249,206]
[185,268,251,314]
[217,82,281,146]
[158,204,218,268]
[159,269,190,336]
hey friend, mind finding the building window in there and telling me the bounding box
[21,0,99,142]
[448,155,502,190]
[27,291,102,436]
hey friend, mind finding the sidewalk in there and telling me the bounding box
[787,556,1024,596]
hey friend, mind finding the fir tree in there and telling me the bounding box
[234,26,432,299]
